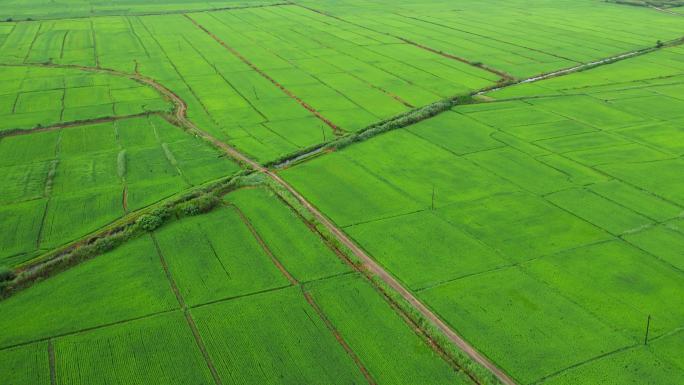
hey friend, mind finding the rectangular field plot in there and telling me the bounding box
[0,342,50,385]
[524,241,684,341]
[154,206,290,306]
[54,312,215,385]
[0,236,177,348]
[0,199,48,265]
[346,210,507,290]
[419,266,633,384]
[191,286,369,384]
[227,187,350,281]
[306,274,471,385]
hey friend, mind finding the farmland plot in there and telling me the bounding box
[0,236,177,348]
[54,312,215,385]
[154,206,290,306]
[0,342,50,385]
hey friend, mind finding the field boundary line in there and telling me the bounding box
[48,339,56,385]
[302,289,378,385]
[0,308,178,351]
[228,204,298,285]
[530,343,639,384]
[264,171,518,385]
[150,233,224,385]
[184,13,344,136]
[293,4,514,82]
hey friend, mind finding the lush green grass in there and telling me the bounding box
[0,236,177,348]
[191,286,369,384]
[346,210,507,290]
[524,241,684,340]
[0,342,50,385]
[419,266,633,384]
[54,311,215,385]
[154,205,290,306]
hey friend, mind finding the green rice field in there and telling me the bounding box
[1,0,683,384]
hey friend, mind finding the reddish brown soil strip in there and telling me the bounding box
[229,204,298,285]
[48,339,57,385]
[150,233,224,385]
[370,84,414,108]
[184,14,344,136]
[302,290,377,385]
[0,111,154,138]
[294,4,514,81]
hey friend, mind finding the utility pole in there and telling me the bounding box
[644,315,651,345]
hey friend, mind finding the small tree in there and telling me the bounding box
[657,40,664,48]
[137,214,163,231]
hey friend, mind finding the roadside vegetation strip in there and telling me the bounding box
[184,13,344,136]
[293,4,515,82]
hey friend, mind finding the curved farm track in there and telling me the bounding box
[5,62,517,385]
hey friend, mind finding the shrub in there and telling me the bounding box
[0,266,15,282]
[136,214,163,231]
[177,194,219,216]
